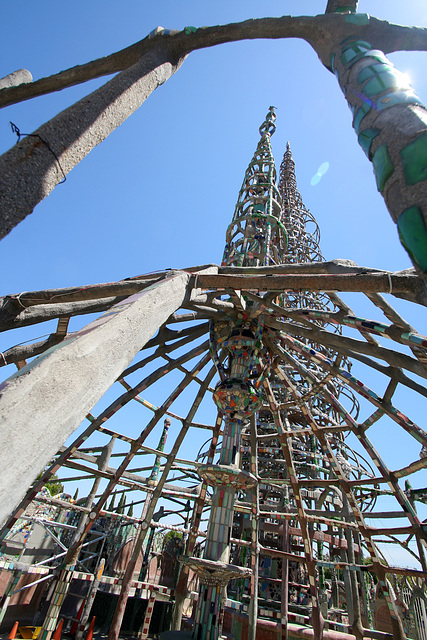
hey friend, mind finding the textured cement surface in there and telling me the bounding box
[0,271,190,530]
[0,69,32,90]
[0,48,183,239]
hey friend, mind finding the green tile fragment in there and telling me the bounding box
[347,50,389,71]
[353,102,372,134]
[364,73,398,97]
[358,63,390,84]
[358,128,380,158]
[376,90,422,111]
[400,133,427,186]
[397,207,427,272]
[340,41,371,65]
[372,144,394,192]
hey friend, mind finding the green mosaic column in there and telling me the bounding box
[190,323,263,640]
[39,566,74,640]
[329,14,427,279]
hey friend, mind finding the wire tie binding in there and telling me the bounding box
[15,292,28,309]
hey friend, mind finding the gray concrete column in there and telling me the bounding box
[0,271,190,529]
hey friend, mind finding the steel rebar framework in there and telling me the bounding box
[0,103,426,640]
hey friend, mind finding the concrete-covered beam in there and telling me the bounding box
[0,69,32,91]
[0,47,184,239]
[196,272,427,305]
[0,271,190,530]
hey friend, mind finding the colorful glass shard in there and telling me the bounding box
[397,206,427,272]
[358,128,380,158]
[372,144,394,192]
[400,133,427,186]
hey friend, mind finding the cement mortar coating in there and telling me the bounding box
[341,55,427,222]
[0,69,32,90]
[0,47,184,239]
[0,271,190,530]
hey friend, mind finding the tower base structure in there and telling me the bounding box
[1,113,426,640]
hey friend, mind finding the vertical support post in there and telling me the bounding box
[139,588,157,640]
[75,559,105,640]
[191,418,242,640]
[354,529,370,628]
[171,414,223,631]
[339,524,354,626]
[343,497,364,640]
[281,487,290,640]
[106,503,152,640]
[39,439,115,640]
[248,415,259,640]
[190,320,263,640]
[138,418,171,584]
[139,525,155,583]
[38,568,74,640]
[147,418,170,486]
[127,418,171,636]
[336,493,364,639]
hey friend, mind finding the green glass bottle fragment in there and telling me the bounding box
[372,144,394,192]
[397,206,427,272]
[340,40,372,65]
[358,128,380,158]
[353,102,372,134]
[400,133,427,186]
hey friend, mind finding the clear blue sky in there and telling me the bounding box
[1,1,427,566]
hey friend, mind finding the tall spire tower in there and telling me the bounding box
[186,107,285,640]
[209,122,366,640]
[190,111,345,640]
[279,141,322,264]
[222,107,287,267]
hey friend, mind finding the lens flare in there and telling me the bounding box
[310,161,329,186]
[318,161,330,176]
[397,70,413,89]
